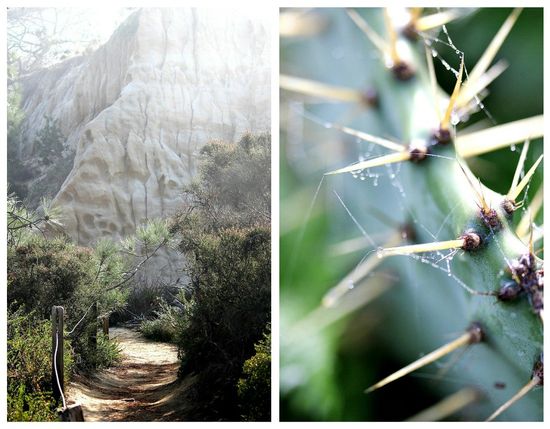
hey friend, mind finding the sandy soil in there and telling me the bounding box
[66,327,193,422]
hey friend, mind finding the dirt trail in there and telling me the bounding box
[66,327,192,422]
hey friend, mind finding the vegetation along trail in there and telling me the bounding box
[66,327,190,421]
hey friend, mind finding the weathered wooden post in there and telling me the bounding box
[61,404,85,421]
[51,306,64,403]
[102,315,109,339]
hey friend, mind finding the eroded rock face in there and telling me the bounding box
[20,8,270,247]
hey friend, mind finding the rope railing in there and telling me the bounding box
[51,305,86,421]
[65,301,96,336]
[53,328,66,410]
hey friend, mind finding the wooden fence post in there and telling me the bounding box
[51,306,64,403]
[102,316,109,339]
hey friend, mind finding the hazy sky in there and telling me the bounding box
[8,7,270,71]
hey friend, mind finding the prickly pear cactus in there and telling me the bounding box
[280,8,543,421]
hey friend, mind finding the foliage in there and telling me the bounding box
[171,132,271,420]
[237,324,271,421]
[175,226,271,419]
[179,132,271,230]
[25,150,76,208]
[33,115,65,166]
[7,307,72,421]
[140,299,180,343]
[7,192,177,374]
[7,384,58,422]
[7,194,128,373]
[80,334,122,370]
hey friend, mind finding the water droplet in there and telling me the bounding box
[360,176,366,181]
[431,49,437,58]
[510,144,516,152]
[390,173,396,179]
[376,249,384,259]
[348,281,355,290]
[448,272,452,277]
[323,122,331,129]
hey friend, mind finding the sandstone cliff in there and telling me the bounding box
[19,8,270,248]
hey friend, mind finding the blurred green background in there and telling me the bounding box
[280,8,542,421]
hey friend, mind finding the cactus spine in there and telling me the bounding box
[281,7,543,421]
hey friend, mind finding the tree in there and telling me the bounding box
[171,132,271,420]
[33,116,65,166]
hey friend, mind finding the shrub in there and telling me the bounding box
[7,384,58,422]
[7,307,72,421]
[33,115,65,166]
[171,132,271,420]
[237,325,271,421]
[7,225,126,372]
[83,334,122,369]
[8,237,97,320]
[140,299,180,342]
[175,226,271,420]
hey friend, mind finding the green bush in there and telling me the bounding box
[85,334,122,369]
[7,307,72,421]
[237,325,271,421]
[175,226,271,420]
[7,216,126,372]
[7,384,58,422]
[140,299,180,342]
[169,132,271,420]
[33,115,65,166]
[8,237,97,319]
